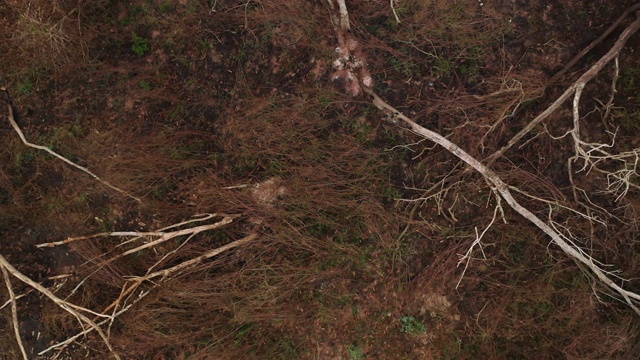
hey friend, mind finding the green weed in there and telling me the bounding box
[348,343,365,360]
[273,338,299,359]
[399,315,426,335]
[231,154,259,173]
[119,4,150,26]
[139,80,153,90]
[13,149,35,169]
[433,56,454,78]
[387,56,420,79]
[18,78,34,94]
[617,109,640,135]
[382,186,401,203]
[77,192,90,204]
[159,1,173,13]
[131,32,150,56]
[234,323,253,344]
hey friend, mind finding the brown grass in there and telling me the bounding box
[0,0,96,76]
[2,0,640,359]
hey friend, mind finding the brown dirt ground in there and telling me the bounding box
[1,0,640,359]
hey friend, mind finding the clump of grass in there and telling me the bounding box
[348,343,365,360]
[399,315,426,334]
[0,0,92,75]
[131,32,150,56]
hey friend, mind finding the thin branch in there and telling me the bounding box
[133,233,258,281]
[99,233,258,317]
[1,87,141,203]
[336,0,351,31]
[390,0,401,23]
[38,289,150,357]
[100,215,239,266]
[456,197,498,289]
[1,264,28,360]
[0,290,31,311]
[36,213,239,248]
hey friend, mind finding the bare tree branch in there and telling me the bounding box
[0,254,122,359]
[484,14,640,165]
[363,85,640,315]
[1,264,28,360]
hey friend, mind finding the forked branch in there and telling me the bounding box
[363,85,640,315]
[484,13,640,165]
[0,254,122,359]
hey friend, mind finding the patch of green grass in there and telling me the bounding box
[231,154,259,173]
[272,337,299,359]
[69,122,88,138]
[45,194,70,216]
[621,67,640,92]
[399,315,426,335]
[382,185,401,203]
[266,158,287,175]
[433,56,454,78]
[119,4,150,26]
[13,149,36,170]
[77,192,90,204]
[139,80,153,90]
[348,343,365,360]
[457,63,479,77]
[387,56,420,79]
[131,32,150,56]
[18,78,34,94]
[159,1,173,13]
[151,181,178,199]
[234,323,253,344]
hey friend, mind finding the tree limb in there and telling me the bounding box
[363,85,640,315]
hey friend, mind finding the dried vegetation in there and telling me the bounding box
[1,0,640,359]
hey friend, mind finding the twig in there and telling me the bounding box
[390,0,401,23]
[134,233,257,281]
[98,215,239,266]
[100,233,258,317]
[36,213,239,248]
[1,87,141,203]
[0,290,31,311]
[326,0,350,31]
[455,196,499,289]
[0,254,121,359]
[363,85,640,315]
[1,264,28,360]
[336,0,351,31]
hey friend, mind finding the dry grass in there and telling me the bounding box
[1,0,640,359]
[0,0,96,76]
[26,86,402,358]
